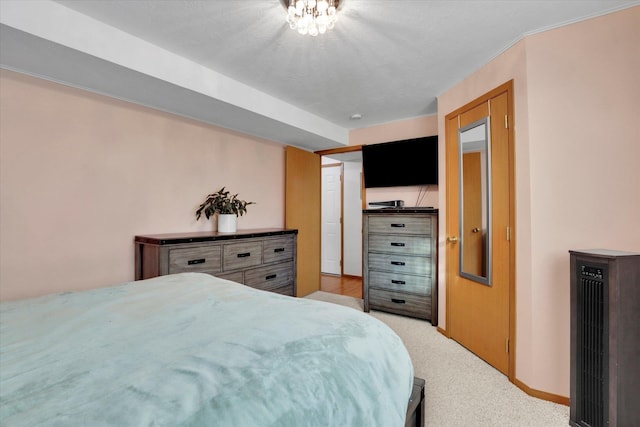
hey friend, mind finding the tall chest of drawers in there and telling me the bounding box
[134,229,297,296]
[363,209,438,324]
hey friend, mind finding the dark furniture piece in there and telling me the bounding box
[363,209,438,324]
[569,249,640,427]
[406,377,426,427]
[135,228,297,296]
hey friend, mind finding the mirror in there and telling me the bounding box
[458,117,492,285]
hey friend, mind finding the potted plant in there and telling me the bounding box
[195,187,254,232]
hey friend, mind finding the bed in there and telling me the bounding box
[0,272,423,426]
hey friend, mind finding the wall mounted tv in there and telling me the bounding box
[362,136,438,188]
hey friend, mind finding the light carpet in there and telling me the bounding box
[305,291,570,427]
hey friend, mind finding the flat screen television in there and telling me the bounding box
[362,136,438,188]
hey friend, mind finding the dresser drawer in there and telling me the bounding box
[368,253,431,276]
[369,288,431,320]
[263,236,294,264]
[270,285,295,297]
[369,235,431,256]
[223,241,262,271]
[368,270,431,295]
[169,246,221,274]
[215,271,244,284]
[245,261,294,292]
[368,215,432,235]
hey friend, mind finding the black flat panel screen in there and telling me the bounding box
[362,136,438,188]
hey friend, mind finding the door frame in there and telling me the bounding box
[445,80,516,382]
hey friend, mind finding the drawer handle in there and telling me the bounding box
[391,298,406,304]
[187,258,205,265]
[237,252,251,258]
[274,248,285,253]
[391,223,406,228]
[265,274,277,280]
[391,261,406,266]
[391,280,406,285]
[390,242,405,247]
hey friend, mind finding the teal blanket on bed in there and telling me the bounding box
[0,273,414,426]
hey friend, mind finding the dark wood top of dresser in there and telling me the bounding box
[135,228,298,245]
[363,208,439,214]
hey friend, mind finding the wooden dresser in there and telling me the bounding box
[363,209,438,324]
[134,229,298,296]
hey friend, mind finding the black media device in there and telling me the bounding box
[362,135,438,188]
[369,200,405,208]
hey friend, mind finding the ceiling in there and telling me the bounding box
[1,0,637,151]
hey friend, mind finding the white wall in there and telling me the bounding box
[343,161,363,276]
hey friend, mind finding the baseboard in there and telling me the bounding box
[513,378,570,406]
[342,274,362,279]
[435,326,569,406]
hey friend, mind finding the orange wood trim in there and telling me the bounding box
[315,145,363,156]
[322,162,342,168]
[340,163,345,276]
[505,80,517,385]
[513,378,570,406]
[438,326,569,406]
[445,81,514,119]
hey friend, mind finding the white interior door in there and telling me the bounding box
[321,165,342,275]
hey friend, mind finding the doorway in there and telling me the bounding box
[445,81,516,379]
[318,148,364,282]
[321,162,343,275]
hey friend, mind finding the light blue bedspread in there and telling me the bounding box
[0,273,414,426]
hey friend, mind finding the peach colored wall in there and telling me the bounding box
[437,6,639,398]
[0,70,286,301]
[350,115,439,208]
[523,6,640,396]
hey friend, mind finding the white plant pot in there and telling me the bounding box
[217,214,237,233]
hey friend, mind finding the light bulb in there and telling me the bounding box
[308,0,316,8]
[296,19,307,34]
[303,12,313,24]
[316,13,328,25]
[318,24,327,34]
[309,23,318,36]
[317,0,328,12]
[296,0,305,12]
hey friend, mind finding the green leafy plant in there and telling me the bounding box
[195,187,255,220]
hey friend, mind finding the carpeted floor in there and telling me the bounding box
[305,291,570,427]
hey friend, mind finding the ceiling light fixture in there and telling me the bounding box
[284,0,340,37]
